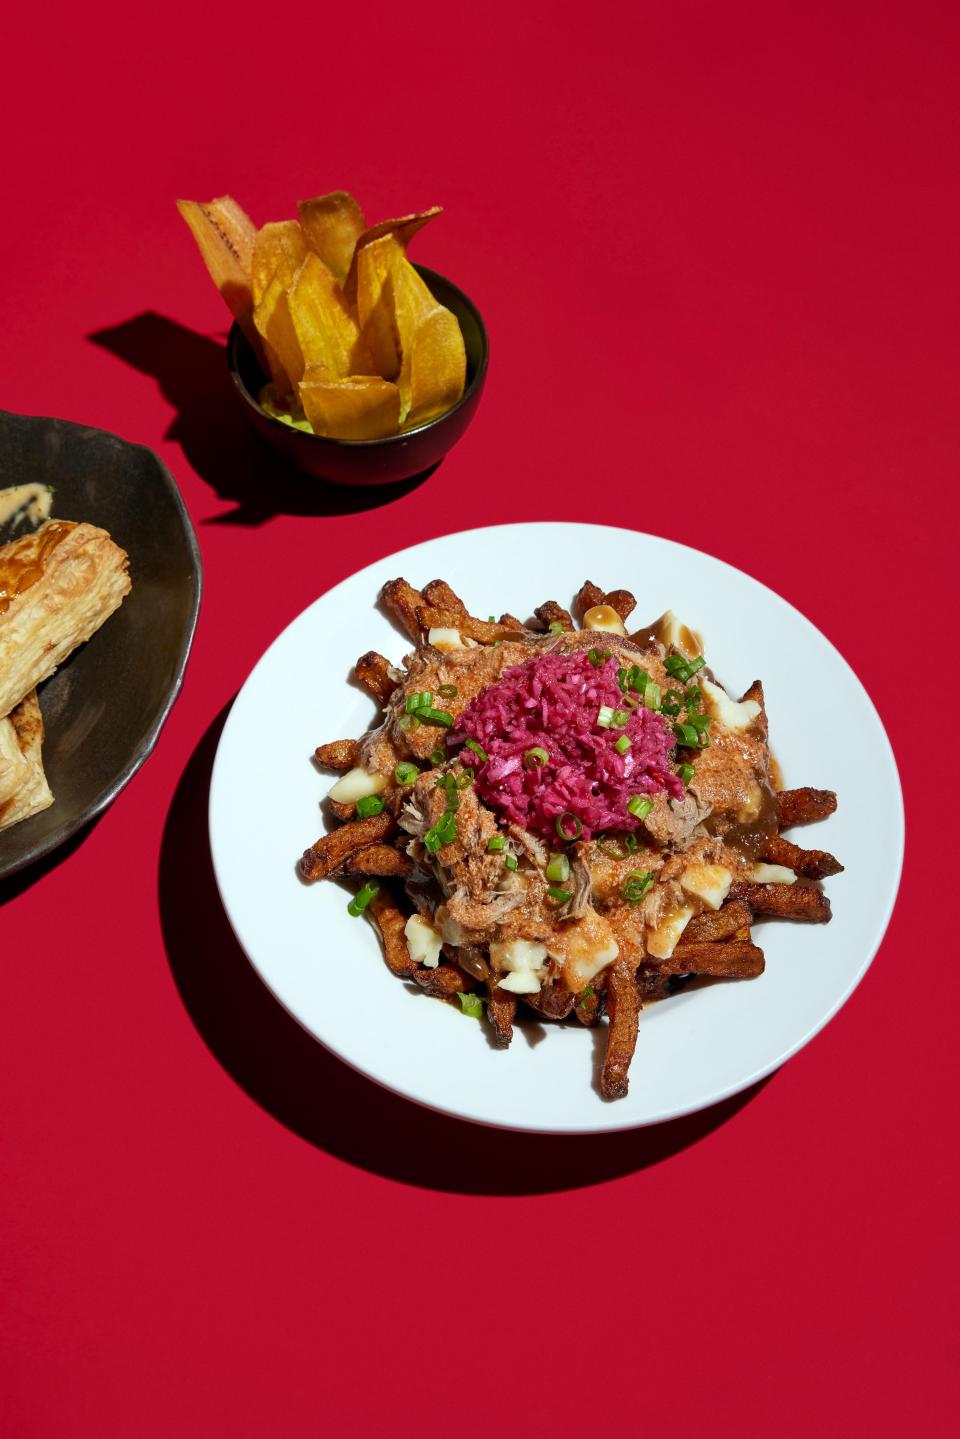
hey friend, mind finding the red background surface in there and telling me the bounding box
[2,3,957,1434]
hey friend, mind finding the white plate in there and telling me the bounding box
[209,523,903,1133]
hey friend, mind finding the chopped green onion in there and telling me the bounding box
[624,832,640,852]
[678,763,696,785]
[614,734,632,754]
[355,795,384,818]
[643,682,662,710]
[438,683,458,698]
[417,707,454,727]
[503,854,519,871]
[463,739,488,764]
[685,685,702,713]
[620,691,640,711]
[524,746,549,768]
[405,690,433,712]
[487,615,495,623]
[665,654,706,684]
[622,871,654,906]
[397,713,420,732]
[547,886,573,904]
[625,665,649,693]
[555,812,583,841]
[616,667,628,690]
[597,705,615,728]
[487,835,506,852]
[673,721,699,746]
[548,621,565,634]
[588,648,611,668]
[347,880,380,916]
[627,795,653,820]
[661,689,684,716]
[545,852,571,884]
[424,810,457,853]
[595,837,627,859]
[394,762,418,786]
[675,715,711,749]
[458,992,484,1019]
[457,767,475,788]
[430,746,446,766]
[611,708,629,728]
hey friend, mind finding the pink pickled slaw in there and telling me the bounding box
[451,650,682,839]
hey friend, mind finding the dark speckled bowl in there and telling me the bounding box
[227,264,489,487]
[0,410,201,882]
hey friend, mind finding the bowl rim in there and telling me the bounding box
[227,263,489,449]
[0,409,203,882]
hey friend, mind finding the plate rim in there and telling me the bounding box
[0,409,203,881]
[209,520,904,1134]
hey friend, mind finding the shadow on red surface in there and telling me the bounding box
[159,702,768,1194]
[89,313,433,524]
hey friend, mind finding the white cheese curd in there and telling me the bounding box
[497,970,542,994]
[582,604,626,635]
[328,767,388,803]
[750,863,797,884]
[404,914,443,968]
[428,626,462,651]
[646,904,696,959]
[680,864,733,911]
[701,679,761,733]
[489,939,548,974]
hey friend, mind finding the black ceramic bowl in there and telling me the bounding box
[227,264,488,487]
[0,411,202,882]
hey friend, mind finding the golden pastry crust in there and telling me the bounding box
[0,689,54,831]
[0,520,131,719]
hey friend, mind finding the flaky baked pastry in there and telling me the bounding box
[0,689,53,832]
[0,520,131,719]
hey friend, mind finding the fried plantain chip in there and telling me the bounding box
[176,195,258,342]
[297,191,365,287]
[355,235,403,379]
[253,271,304,397]
[289,253,370,380]
[344,205,442,299]
[299,372,401,440]
[251,220,309,307]
[402,303,467,426]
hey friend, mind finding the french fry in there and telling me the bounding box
[380,577,427,640]
[421,579,468,615]
[660,939,765,978]
[176,195,257,342]
[328,799,356,822]
[572,582,636,624]
[314,739,360,770]
[523,986,577,1019]
[344,844,414,878]
[574,984,604,1027]
[299,811,395,881]
[776,788,838,828]
[602,958,640,1100]
[759,833,843,879]
[534,601,573,631]
[731,882,833,923]
[299,372,401,440]
[297,191,365,287]
[369,889,416,977]
[416,605,522,644]
[354,651,398,705]
[682,900,753,944]
[288,253,369,379]
[412,962,473,997]
[486,979,516,1048]
[251,220,309,307]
